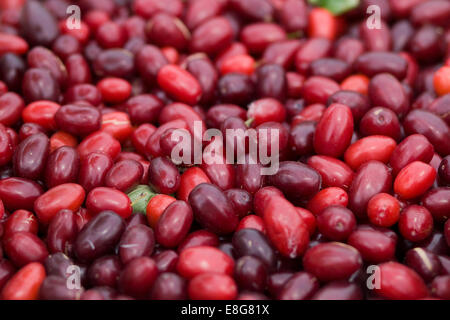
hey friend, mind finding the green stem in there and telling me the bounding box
[127,185,157,215]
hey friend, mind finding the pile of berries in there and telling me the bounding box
[0,0,448,300]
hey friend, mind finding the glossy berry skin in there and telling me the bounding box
[394,161,436,200]
[286,72,305,98]
[148,157,181,195]
[93,49,134,79]
[190,17,233,55]
[398,205,433,242]
[146,194,176,228]
[269,161,321,202]
[158,102,206,144]
[267,272,294,298]
[232,228,276,270]
[77,131,121,161]
[34,183,85,225]
[157,64,202,105]
[64,84,100,106]
[302,76,340,105]
[95,21,126,48]
[146,13,189,50]
[177,230,219,253]
[422,187,450,223]
[126,94,163,125]
[405,248,442,283]
[234,256,267,292]
[307,187,349,216]
[131,124,156,156]
[188,183,239,235]
[3,232,49,267]
[78,152,113,193]
[247,98,286,127]
[1,263,46,300]
[13,132,49,180]
[4,209,38,238]
[27,47,68,87]
[177,246,234,279]
[255,64,287,101]
[295,208,316,236]
[100,112,133,142]
[278,271,319,300]
[303,242,362,283]
[309,58,351,82]
[153,250,179,274]
[263,196,309,259]
[97,77,132,104]
[145,119,188,158]
[359,107,401,141]
[236,215,266,234]
[348,161,392,218]
[22,101,60,131]
[46,209,78,255]
[327,91,370,123]
[292,104,325,125]
[155,200,193,248]
[369,73,409,118]
[150,272,187,300]
[313,103,354,158]
[119,256,158,299]
[74,211,126,263]
[206,104,246,128]
[218,73,255,106]
[295,38,332,74]
[374,262,428,300]
[220,54,255,76]
[355,52,408,80]
[188,273,237,300]
[344,135,397,171]
[22,68,60,103]
[177,167,211,202]
[434,66,450,96]
[389,134,434,175]
[87,255,121,289]
[119,224,155,265]
[288,121,316,156]
[185,0,224,30]
[0,177,44,212]
[308,8,338,40]
[135,45,169,86]
[86,187,133,219]
[40,272,83,299]
[312,281,363,300]
[340,75,370,96]
[45,146,80,188]
[234,159,264,195]
[316,206,356,241]
[431,275,450,300]
[224,189,253,219]
[240,23,287,54]
[307,156,354,190]
[367,193,400,228]
[253,186,284,217]
[0,33,28,56]
[359,18,392,53]
[0,123,13,167]
[403,110,450,156]
[347,225,397,264]
[105,160,143,192]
